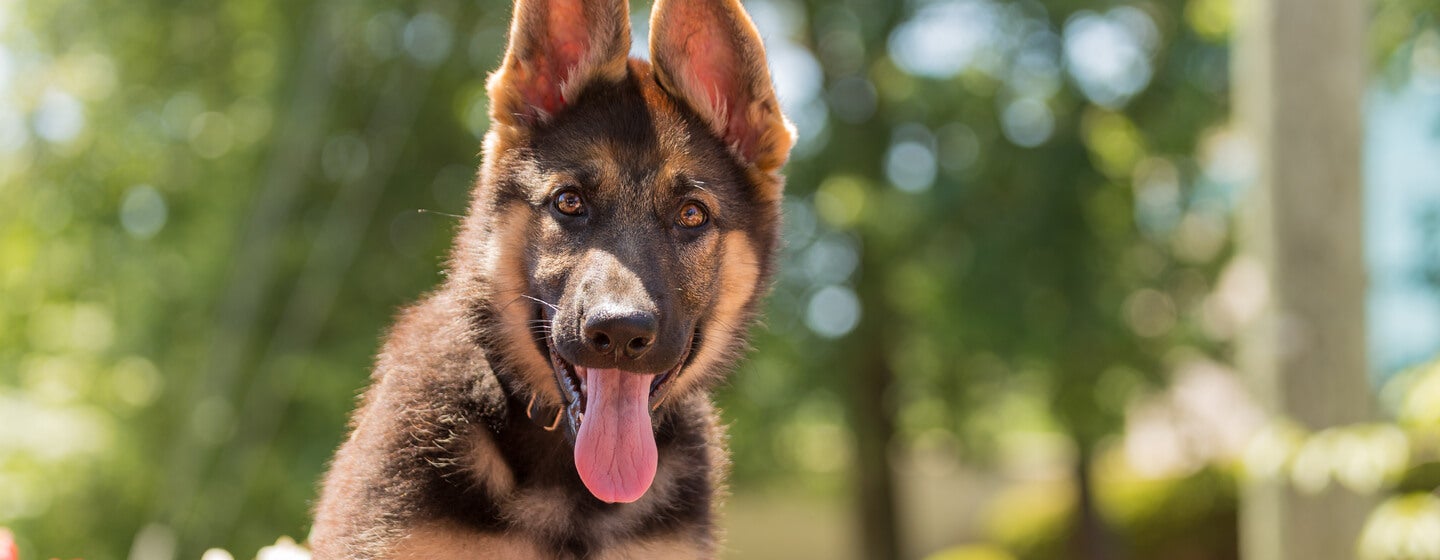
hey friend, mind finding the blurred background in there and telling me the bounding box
[1,0,1438,558]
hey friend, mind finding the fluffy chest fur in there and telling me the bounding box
[312,297,727,559]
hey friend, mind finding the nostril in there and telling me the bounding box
[583,308,658,358]
[627,333,656,355]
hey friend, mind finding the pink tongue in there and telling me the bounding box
[573,368,658,503]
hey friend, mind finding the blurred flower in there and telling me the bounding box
[1201,255,1269,339]
[1283,424,1409,495]
[0,528,15,560]
[193,537,310,560]
[1335,425,1410,494]
[1124,359,1264,478]
[983,478,1073,550]
[201,549,235,560]
[1387,358,1440,427]
[1359,493,1440,560]
[1242,420,1306,482]
[256,537,310,560]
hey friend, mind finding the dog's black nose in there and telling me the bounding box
[583,309,657,359]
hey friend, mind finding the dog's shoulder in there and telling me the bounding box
[311,291,511,558]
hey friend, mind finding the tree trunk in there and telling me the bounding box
[1070,449,1115,560]
[1234,0,1375,558]
[854,335,901,560]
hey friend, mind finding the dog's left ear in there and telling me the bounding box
[487,0,632,128]
[650,0,795,175]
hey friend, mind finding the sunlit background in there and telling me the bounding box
[0,0,1438,559]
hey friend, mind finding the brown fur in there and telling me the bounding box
[311,0,790,558]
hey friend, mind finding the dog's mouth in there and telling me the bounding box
[544,336,691,434]
[533,309,696,504]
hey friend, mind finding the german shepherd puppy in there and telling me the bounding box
[310,0,793,557]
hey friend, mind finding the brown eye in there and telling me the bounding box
[676,202,708,228]
[553,189,585,216]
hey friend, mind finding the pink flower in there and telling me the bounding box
[0,528,16,560]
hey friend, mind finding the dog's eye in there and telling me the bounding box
[553,189,585,216]
[676,202,708,228]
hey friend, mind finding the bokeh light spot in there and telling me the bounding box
[403,12,454,67]
[120,185,168,240]
[33,89,85,143]
[814,175,868,228]
[886,124,938,193]
[802,234,859,285]
[888,0,1002,78]
[827,76,877,124]
[1063,9,1156,108]
[188,111,235,159]
[937,122,981,174]
[321,133,370,184]
[112,356,164,409]
[806,285,861,339]
[1185,0,1233,42]
[1000,97,1054,148]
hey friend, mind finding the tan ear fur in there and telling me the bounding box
[649,0,795,173]
[487,0,632,127]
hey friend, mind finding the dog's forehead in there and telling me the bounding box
[527,61,742,197]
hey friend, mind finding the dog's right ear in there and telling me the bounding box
[487,0,631,128]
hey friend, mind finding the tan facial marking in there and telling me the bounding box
[676,230,759,392]
[484,201,561,406]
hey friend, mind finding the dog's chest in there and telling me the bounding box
[392,517,707,559]
[488,448,694,537]
[422,420,712,555]
[404,480,704,559]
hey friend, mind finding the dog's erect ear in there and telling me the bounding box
[650,0,795,174]
[487,0,631,127]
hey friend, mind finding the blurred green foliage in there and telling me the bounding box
[0,0,1438,559]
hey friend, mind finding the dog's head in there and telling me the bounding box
[457,0,792,504]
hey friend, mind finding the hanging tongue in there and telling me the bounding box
[573,367,658,503]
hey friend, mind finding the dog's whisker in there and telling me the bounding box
[416,208,465,219]
[519,294,560,312]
